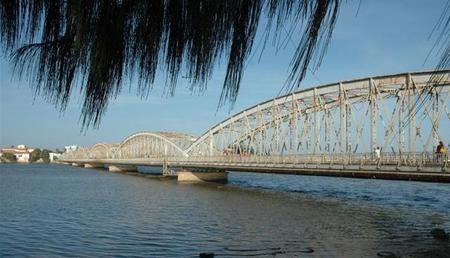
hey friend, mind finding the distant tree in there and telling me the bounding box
[41,149,50,163]
[2,153,17,162]
[29,149,42,163]
[55,148,62,154]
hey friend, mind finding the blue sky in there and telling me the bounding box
[0,0,448,150]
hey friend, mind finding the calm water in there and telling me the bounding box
[1,164,449,257]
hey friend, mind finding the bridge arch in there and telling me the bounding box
[187,70,450,157]
[88,143,118,159]
[61,147,90,160]
[114,131,195,159]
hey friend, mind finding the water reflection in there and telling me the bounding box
[0,164,449,257]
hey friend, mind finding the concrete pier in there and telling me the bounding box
[177,169,228,183]
[84,163,104,169]
[108,165,138,173]
[60,160,450,183]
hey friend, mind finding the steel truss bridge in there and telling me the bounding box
[60,70,450,182]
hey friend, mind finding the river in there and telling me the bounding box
[0,164,449,257]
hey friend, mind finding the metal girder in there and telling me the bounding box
[187,70,450,157]
[114,132,193,158]
[60,70,450,172]
[89,143,118,159]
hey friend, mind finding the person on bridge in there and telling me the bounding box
[439,143,448,165]
[375,147,381,169]
[436,141,444,163]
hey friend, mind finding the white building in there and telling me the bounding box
[0,145,33,163]
[15,152,30,162]
[49,152,62,162]
[1,145,68,163]
[64,145,80,152]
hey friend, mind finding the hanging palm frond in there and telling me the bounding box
[430,0,450,72]
[1,0,341,128]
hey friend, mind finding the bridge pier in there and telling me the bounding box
[108,165,138,173]
[178,169,228,183]
[84,163,104,169]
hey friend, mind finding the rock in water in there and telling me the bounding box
[430,228,450,241]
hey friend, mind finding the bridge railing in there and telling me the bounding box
[177,152,446,166]
[61,151,448,170]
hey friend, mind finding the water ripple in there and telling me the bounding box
[1,164,449,257]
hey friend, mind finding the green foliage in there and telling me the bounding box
[2,152,17,162]
[41,149,50,163]
[29,149,42,163]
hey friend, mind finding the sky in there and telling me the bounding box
[0,0,448,150]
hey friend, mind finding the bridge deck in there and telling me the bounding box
[59,70,450,184]
[61,159,450,183]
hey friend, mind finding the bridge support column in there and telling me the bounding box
[84,163,104,169]
[108,165,137,173]
[72,163,83,167]
[178,169,228,183]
